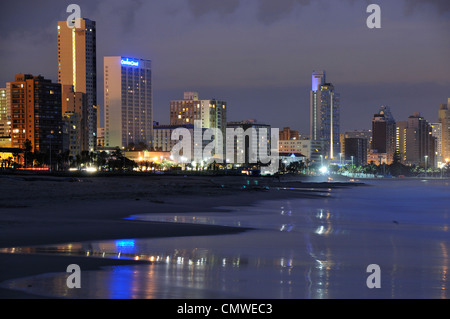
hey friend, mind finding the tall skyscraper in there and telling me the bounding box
[57,18,97,152]
[7,74,63,154]
[406,113,435,167]
[371,105,396,164]
[438,99,450,162]
[104,56,153,149]
[396,120,408,163]
[431,122,442,166]
[310,71,340,159]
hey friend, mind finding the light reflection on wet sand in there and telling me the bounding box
[1,179,449,299]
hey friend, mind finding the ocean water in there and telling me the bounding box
[1,179,449,299]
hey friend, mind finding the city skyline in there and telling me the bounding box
[1,0,449,134]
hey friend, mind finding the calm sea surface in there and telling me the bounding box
[1,179,449,299]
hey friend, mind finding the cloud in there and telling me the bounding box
[404,0,450,15]
[111,0,145,33]
[255,0,311,25]
[186,0,240,18]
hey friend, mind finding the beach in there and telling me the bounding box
[1,174,448,299]
[0,173,352,298]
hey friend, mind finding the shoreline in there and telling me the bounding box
[0,174,363,299]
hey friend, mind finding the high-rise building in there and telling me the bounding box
[61,85,87,153]
[57,18,97,151]
[371,105,396,164]
[62,112,81,158]
[0,88,10,138]
[310,71,340,159]
[431,122,442,166]
[396,121,408,163]
[344,138,368,166]
[340,129,372,160]
[170,92,227,133]
[7,74,63,154]
[438,99,450,162]
[104,56,153,149]
[170,92,227,158]
[397,113,436,167]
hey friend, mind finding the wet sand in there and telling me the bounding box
[0,173,359,298]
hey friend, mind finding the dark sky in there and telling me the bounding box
[1,0,449,134]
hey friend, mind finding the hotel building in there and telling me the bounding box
[57,18,97,151]
[104,56,153,149]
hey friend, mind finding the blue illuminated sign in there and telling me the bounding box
[121,58,139,67]
[115,239,135,248]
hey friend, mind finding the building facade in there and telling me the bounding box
[310,71,340,159]
[62,111,81,158]
[279,139,322,163]
[431,122,442,166]
[7,74,63,155]
[279,127,300,141]
[170,92,227,133]
[340,129,372,161]
[58,18,97,151]
[344,137,368,166]
[0,88,9,138]
[104,56,153,149]
[153,124,196,153]
[396,113,436,167]
[371,105,396,164]
[170,92,226,159]
[439,100,450,162]
[61,85,87,154]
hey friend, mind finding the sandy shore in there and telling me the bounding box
[0,173,359,298]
